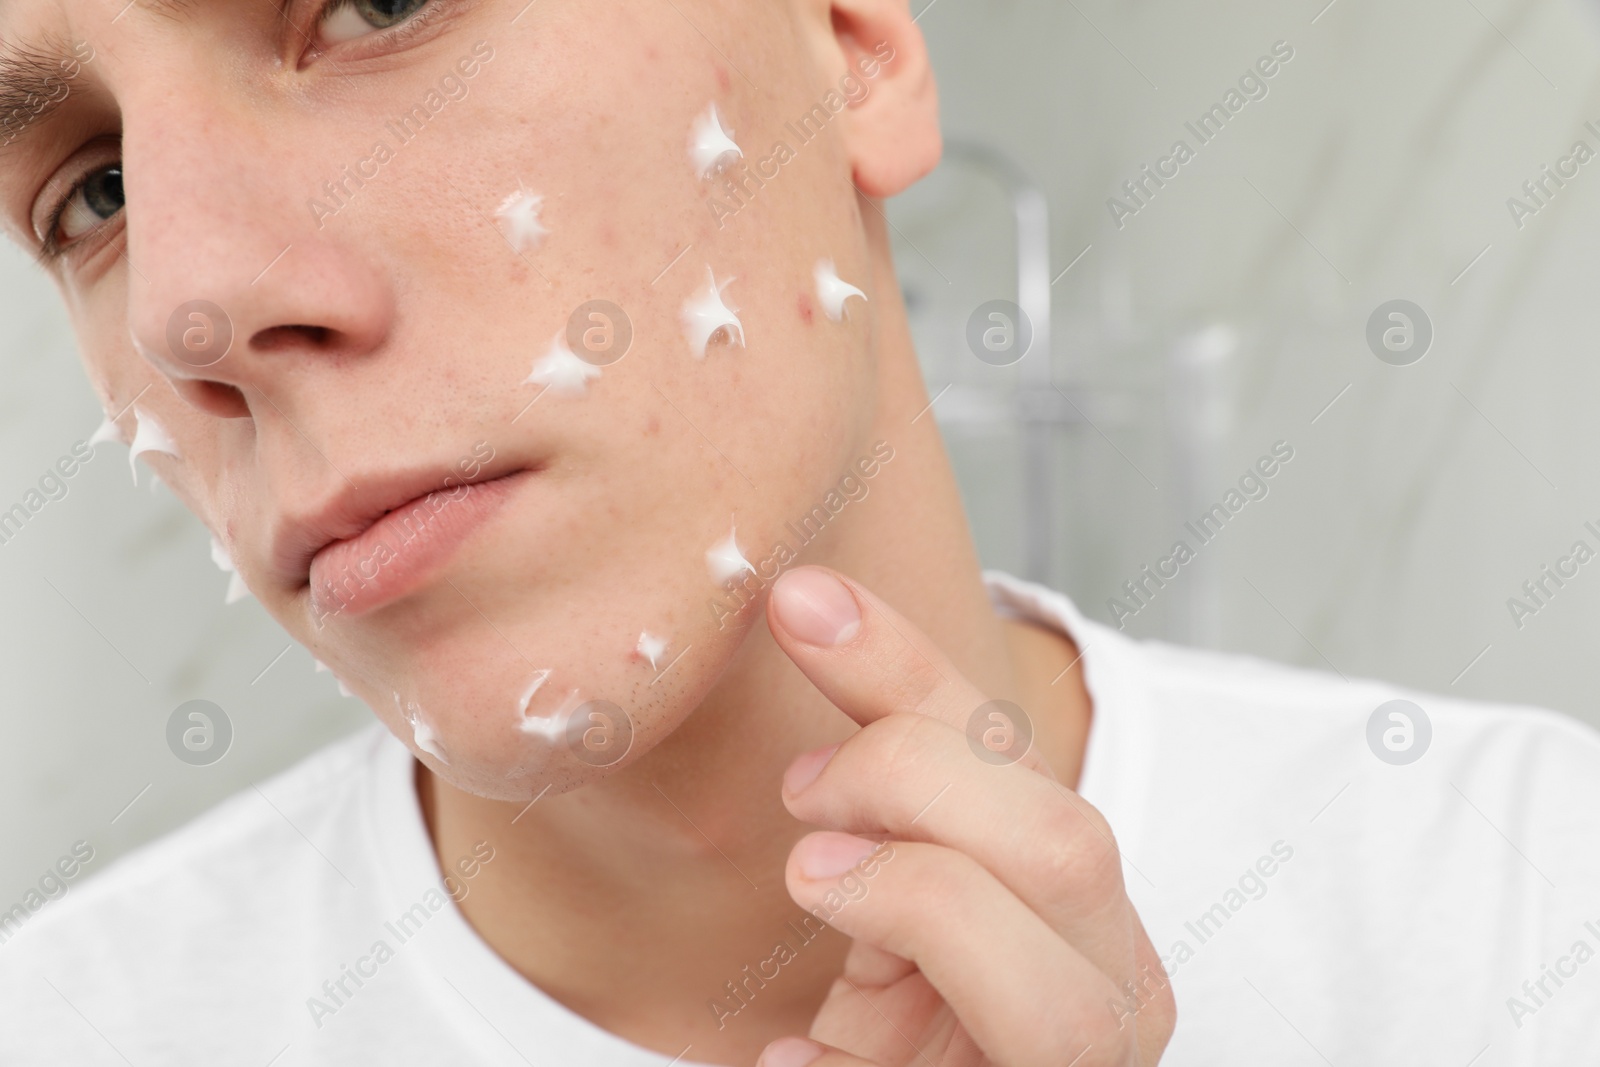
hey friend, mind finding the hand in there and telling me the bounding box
[756,566,1175,1067]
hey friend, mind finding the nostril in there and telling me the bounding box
[252,324,333,351]
[177,379,251,419]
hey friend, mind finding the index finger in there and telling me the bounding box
[767,566,1041,766]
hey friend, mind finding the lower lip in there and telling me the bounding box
[308,472,527,620]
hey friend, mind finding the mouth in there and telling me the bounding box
[274,465,534,621]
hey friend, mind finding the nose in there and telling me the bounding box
[121,74,393,419]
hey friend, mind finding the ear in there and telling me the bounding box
[810,0,941,197]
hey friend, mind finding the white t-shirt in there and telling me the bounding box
[4,571,1599,1065]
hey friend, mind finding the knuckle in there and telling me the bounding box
[1029,798,1126,902]
[1067,793,1118,843]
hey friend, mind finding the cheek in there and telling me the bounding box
[309,366,861,802]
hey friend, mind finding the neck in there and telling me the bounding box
[421,207,1093,1065]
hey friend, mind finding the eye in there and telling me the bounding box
[53,163,124,247]
[318,0,434,45]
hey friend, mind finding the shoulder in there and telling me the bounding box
[1114,620,1600,764]
[1094,631,1600,1058]
[985,569,1600,819]
[1061,605,1600,902]
[0,724,388,969]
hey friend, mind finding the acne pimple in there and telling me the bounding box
[495,186,548,253]
[127,406,180,486]
[814,259,867,322]
[525,331,601,395]
[209,535,251,604]
[395,691,448,763]
[706,522,755,584]
[681,266,744,359]
[798,292,814,324]
[689,102,742,181]
[636,631,668,669]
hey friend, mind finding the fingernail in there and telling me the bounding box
[798,832,878,880]
[758,1037,826,1067]
[784,743,839,795]
[773,569,861,646]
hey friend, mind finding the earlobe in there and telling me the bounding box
[824,0,942,197]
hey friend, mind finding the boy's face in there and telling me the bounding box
[0,0,914,797]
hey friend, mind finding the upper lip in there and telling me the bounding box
[270,462,525,589]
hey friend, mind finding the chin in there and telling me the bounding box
[303,516,766,802]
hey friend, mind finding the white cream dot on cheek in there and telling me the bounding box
[636,631,668,669]
[395,691,449,764]
[495,186,549,253]
[681,266,744,359]
[516,670,582,742]
[314,659,354,697]
[88,416,124,448]
[209,535,253,604]
[524,331,600,395]
[706,523,755,585]
[127,406,180,486]
[688,101,742,180]
[209,535,232,573]
[517,667,551,713]
[814,259,867,321]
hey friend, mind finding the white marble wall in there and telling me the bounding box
[903,0,1600,723]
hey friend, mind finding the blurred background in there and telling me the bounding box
[4,0,1599,895]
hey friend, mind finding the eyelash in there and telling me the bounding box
[37,0,458,263]
[38,159,116,263]
[314,0,455,54]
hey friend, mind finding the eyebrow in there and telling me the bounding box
[0,0,210,156]
[0,31,84,152]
